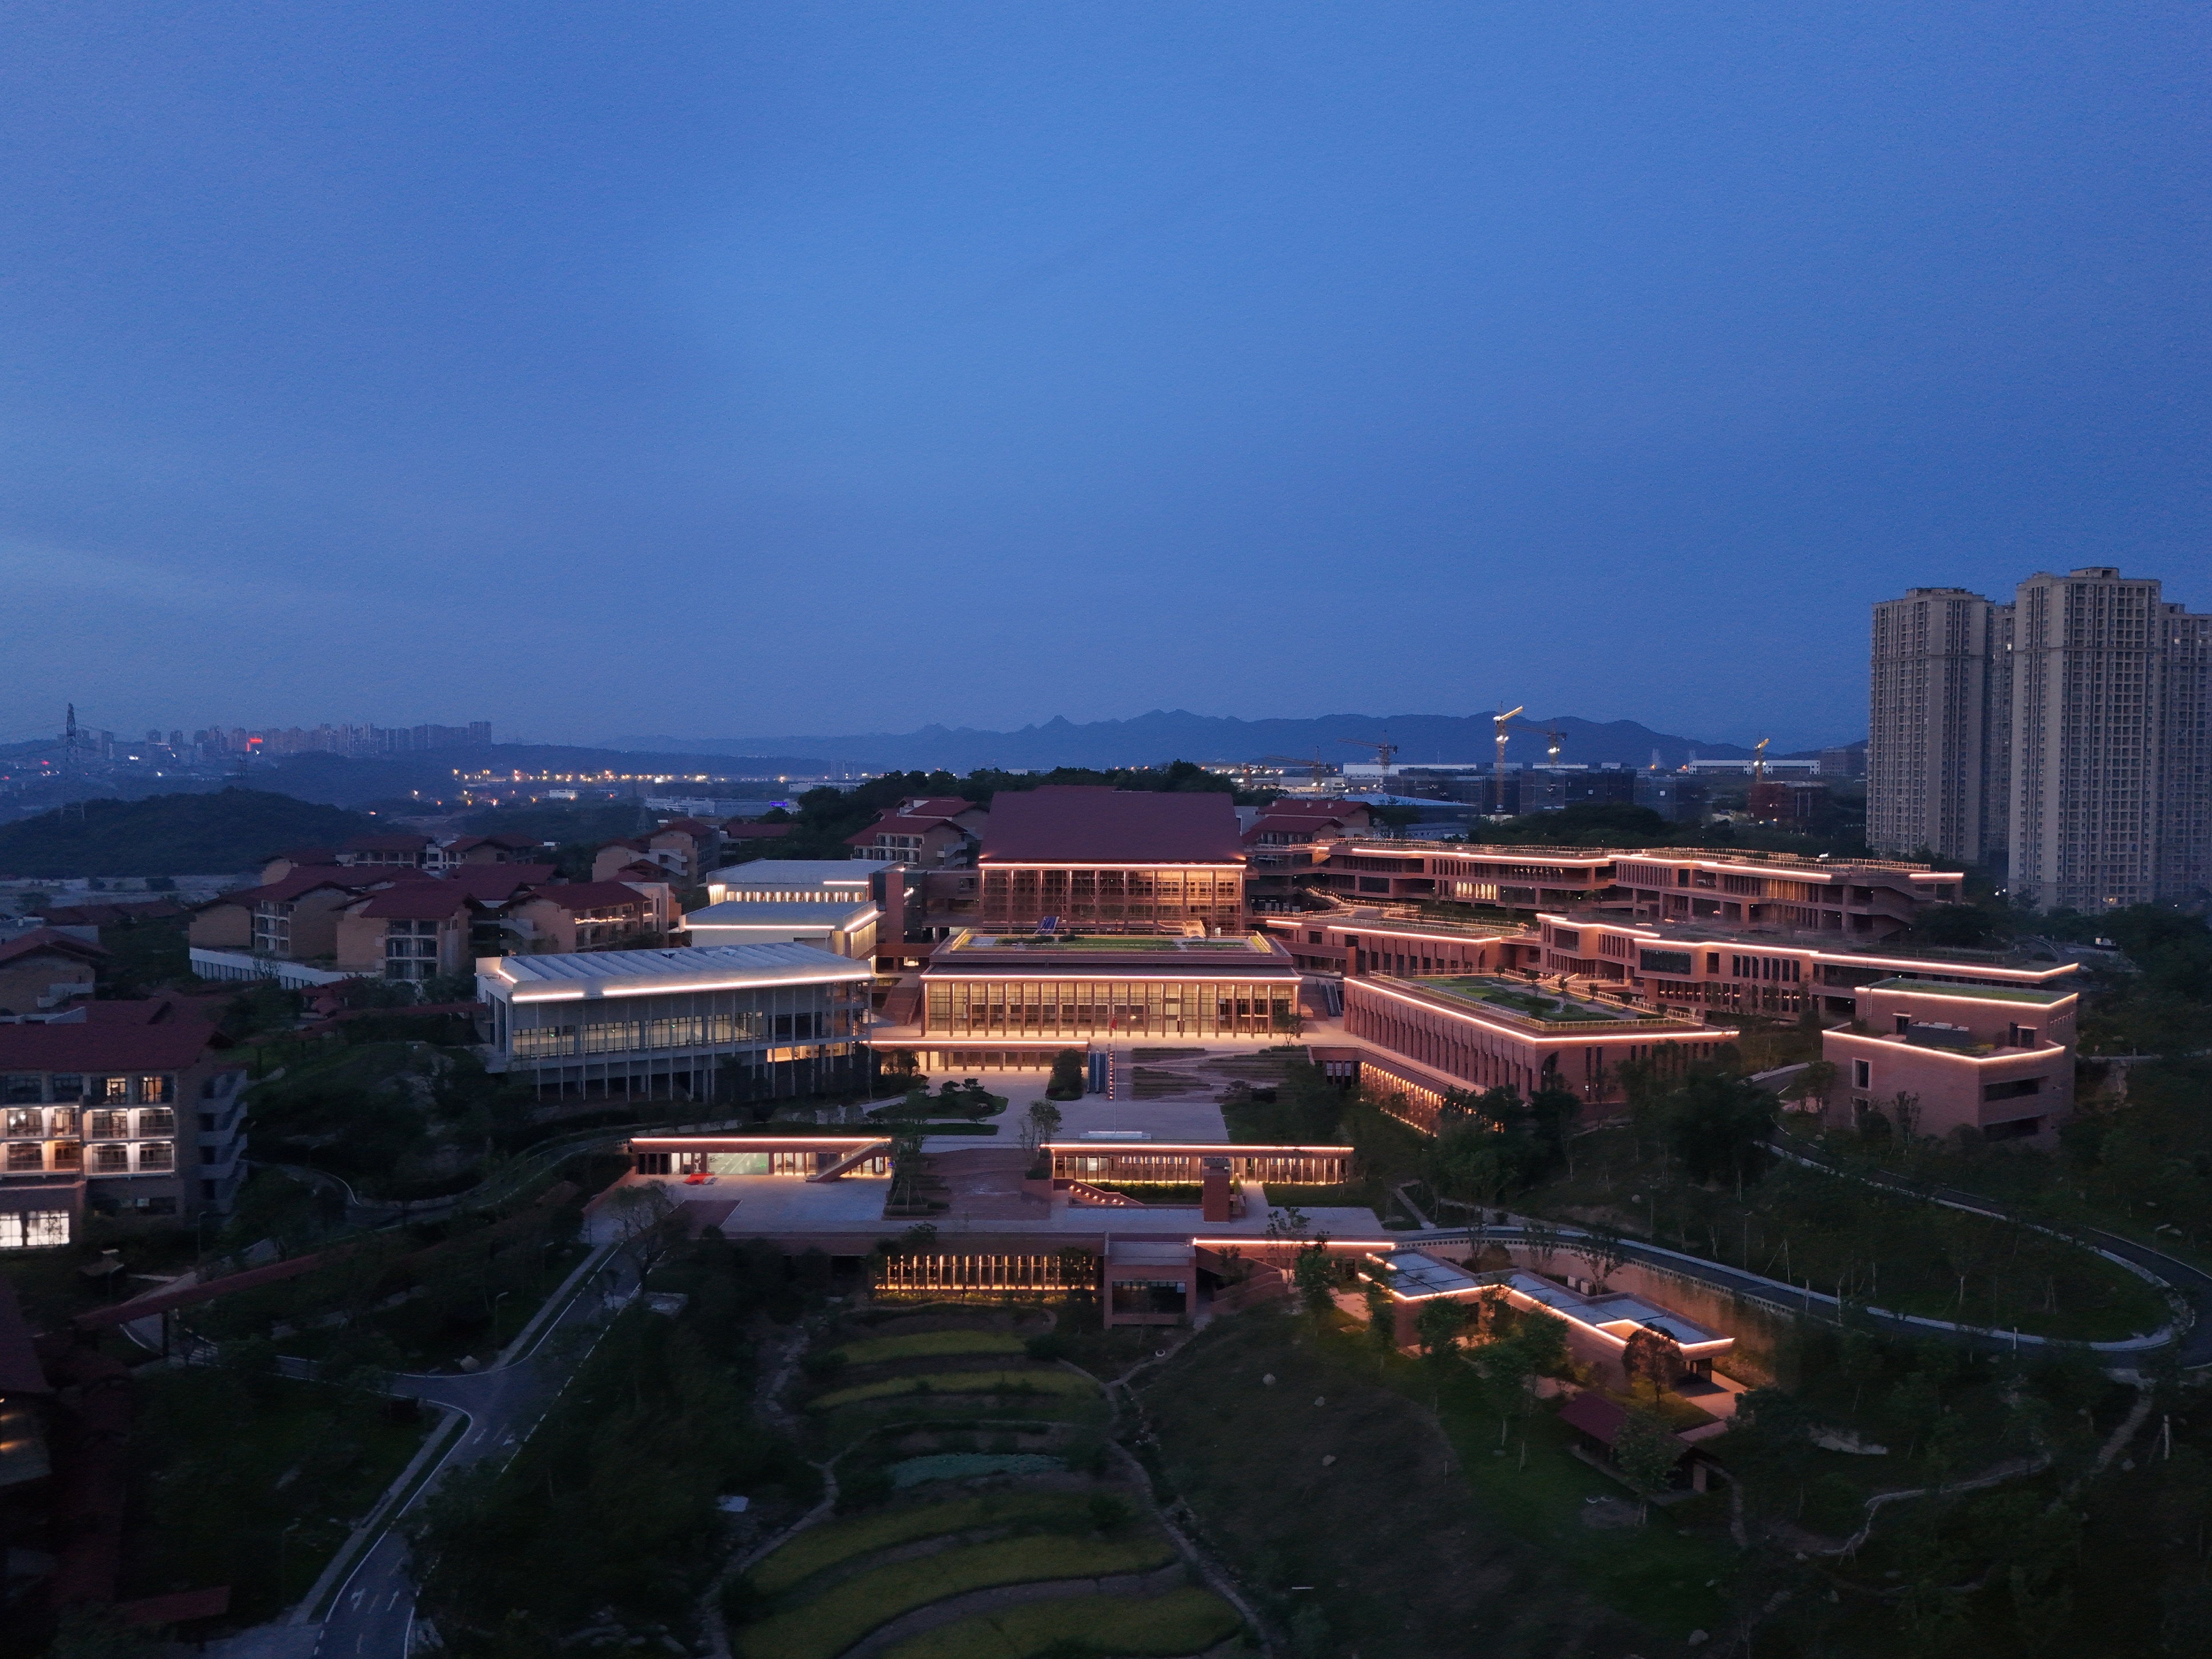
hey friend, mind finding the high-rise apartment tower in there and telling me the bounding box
[1868,568,2210,911]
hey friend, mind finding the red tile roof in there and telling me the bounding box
[844,814,969,846]
[446,864,557,902]
[900,797,977,820]
[599,836,650,853]
[37,899,187,925]
[343,833,433,852]
[1557,1390,1688,1456]
[652,819,717,838]
[196,869,374,909]
[979,787,1244,865]
[524,881,652,913]
[1256,800,1370,820]
[351,889,475,920]
[0,927,109,966]
[0,996,224,1071]
[723,822,792,837]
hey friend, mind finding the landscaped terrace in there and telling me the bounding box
[1404,974,1679,1029]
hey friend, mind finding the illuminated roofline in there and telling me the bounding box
[504,971,870,1003]
[1351,976,1735,1043]
[1045,1142,1353,1155]
[976,860,1247,870]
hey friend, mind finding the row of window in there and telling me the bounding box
[510,1011,849,1060]
[984,870,1241,897]
[923,980,1297,1037]
[1,1073,175,1106]
[6,1107,173,1138]
[5,1140,174,1173]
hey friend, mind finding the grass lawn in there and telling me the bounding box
[1520,1123,2167,1341]
[810,1370,1099,1412]
[751,1493,1100,1596]
[832,1331,1031,1367]
[123,1371,431,1625]
[1137,1308,1713,1656]
[735,1532,1177,1659]
[875,1586,1243,1659]
[815,1397,1111,1453]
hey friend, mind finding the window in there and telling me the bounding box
[97,1077,129,1103]
[1639,949,1693,976]
[89,1144,130,1173]
[50,1141,81,1169]
[6,1143,41,1172]
[1983,1077,2044,1102]
[138,1108,175,1135]
[138,1075,174,1105]
[0,1211,70,1249]
[1852,1060,1870,1088]
[1705,953,1720,974]
[137,1142,174,1171]
[86,1109,129,1138]
[3,1108,39,1138]
[48,1108,77,1136]
[49,1075,82,1101]
[2,1075,40,1105]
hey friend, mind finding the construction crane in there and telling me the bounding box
[1257,750,1336,787]
[1542,722,1565,767]
[1336,735,1401,773]
[1751,738,1771,782]
[1490,706,1525,777]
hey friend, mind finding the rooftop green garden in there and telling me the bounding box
[954,930,1269,953]
[1867,976,2072,1005]
[1416,975,1664,1024]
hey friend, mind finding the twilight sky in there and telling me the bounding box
[2,3,2205,754]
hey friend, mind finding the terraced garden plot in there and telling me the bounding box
[811,1370,1100,1412]
[752,1492,1103,1596]
[735,1531,1179,1659]
[815,1398,1109,1454]
[876,1586,1243,1659]
[832,1331,1031,1367]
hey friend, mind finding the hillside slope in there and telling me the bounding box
[0,789,371,877]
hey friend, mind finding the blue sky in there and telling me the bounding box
[3,3,2204,753]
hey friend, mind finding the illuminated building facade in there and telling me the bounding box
[910,931,1303,1059]
[1341,972,1733,1123]
[479,943,875,1101]
[976,787,1245,932]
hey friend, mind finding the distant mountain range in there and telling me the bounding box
[612,711,1864,775]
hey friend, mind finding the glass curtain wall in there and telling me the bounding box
[924,978,1297,1039]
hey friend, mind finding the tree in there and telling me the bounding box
[1572,1221,1632,1291]
[1621,1326,1685,1402]
[1508,1305,1570,1379]
[1362,1261,1399,1360]
[1291,1241,1337,1320]
[1046,1048,1086,1100]
[1786,1059,1837,1115]
[1660,1072,1778,1185]
[604,1183,683,1285]
[1413,1297,1469,1359]
[1520,1217,1562,1271]
[1611,1406,1684,1506]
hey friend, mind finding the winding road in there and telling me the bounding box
[307,1244,634,1659]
